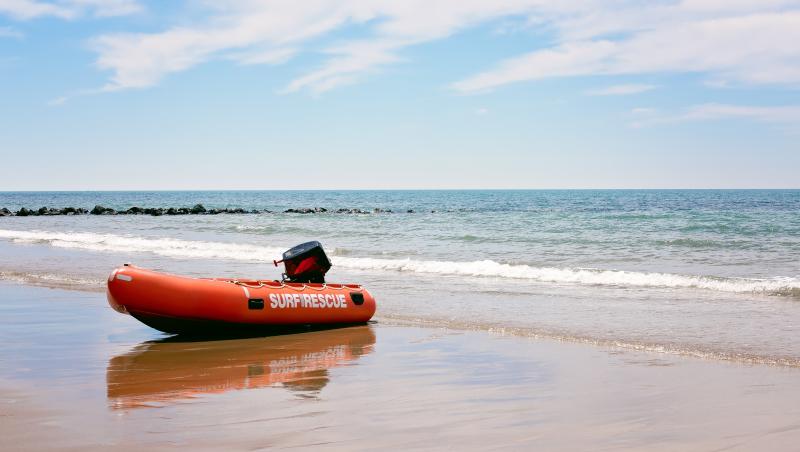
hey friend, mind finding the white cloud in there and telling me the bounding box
[454,5,800,92]
[681,103,800,124]
[19,0,799,96]
[631,107,656,115]
[90,1,363,90]
[452,39,617,93]
[282,39,409,94]
[703,79,730,89]
[0,0,141,20]
[586,84,656,96]
[88,1,548,93]
[0,0,72,19]
[66,0,142,17]
[0,25,23,38]
[232,47,297,66]
[632,103,800,128]
[47,95,67,106]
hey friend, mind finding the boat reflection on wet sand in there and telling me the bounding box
[107,325,376,409]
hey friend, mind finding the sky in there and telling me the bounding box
[0,0,798,190]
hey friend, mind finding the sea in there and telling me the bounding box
[1,190,798,366]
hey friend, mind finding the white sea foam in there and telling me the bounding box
[334,256,800,296]
[1,229,798,296]
[378,315,800,367]
[0,270,104,290]
[0,229,285,262]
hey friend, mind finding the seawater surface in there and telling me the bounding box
[1,190,798,365]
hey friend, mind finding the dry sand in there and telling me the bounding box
[1,282,800,451]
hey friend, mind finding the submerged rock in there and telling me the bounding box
[191,204,206,214]
[91,205,116,215]
[334,208,368,214]
[0,208,13,216]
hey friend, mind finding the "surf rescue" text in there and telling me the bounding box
[269,293,348,309]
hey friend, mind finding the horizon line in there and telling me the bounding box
[2,188,799,193]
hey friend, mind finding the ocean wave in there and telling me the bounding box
[656,238,754,249]
[0,229,798,297]
[334,256,800,297]
[0,229,285,262]
[233,224,316,235]
[0,270,105,291]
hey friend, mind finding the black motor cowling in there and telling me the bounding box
[275,241,332,283]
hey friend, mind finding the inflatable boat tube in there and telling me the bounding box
[107,265,376,334]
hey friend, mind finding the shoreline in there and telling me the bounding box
[2,283,800,450]
[2,275,800,369]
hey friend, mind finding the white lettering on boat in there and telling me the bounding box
[268,293,348,309]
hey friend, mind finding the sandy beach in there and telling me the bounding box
[1,282,799,451]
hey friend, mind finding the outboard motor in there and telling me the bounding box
[274,241,332,283]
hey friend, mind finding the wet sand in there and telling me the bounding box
[1,283,800,451]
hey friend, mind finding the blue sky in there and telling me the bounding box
[1,0,798,190]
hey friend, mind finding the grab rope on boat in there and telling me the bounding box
[227,280,362,291]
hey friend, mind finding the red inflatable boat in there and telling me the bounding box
[107,242,376,334]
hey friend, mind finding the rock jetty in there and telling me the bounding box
[0,204,410,217]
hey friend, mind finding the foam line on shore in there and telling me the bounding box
[378,314,800,368]
[0,270,105,291]
[1,229,798,297]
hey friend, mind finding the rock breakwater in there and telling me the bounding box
[0,204,409,217]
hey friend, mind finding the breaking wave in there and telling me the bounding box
[1,229,798,297]
[0,229,285,262]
